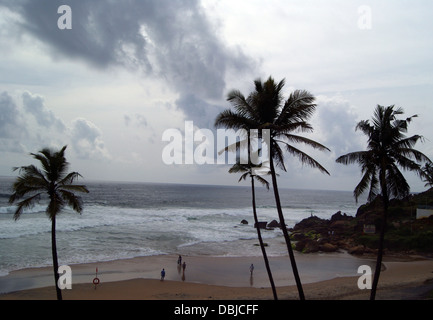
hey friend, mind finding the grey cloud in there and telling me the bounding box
[70,118,110,160]
[175,93,221,129]
[0,90,110,158]
[0,91,23,138]
[124,114,148,128]
[5,0,257,123]
[22,91,65,131]
[315,95,364,157]
[0,91,26,152]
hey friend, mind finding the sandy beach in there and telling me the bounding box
[1,252,432,300]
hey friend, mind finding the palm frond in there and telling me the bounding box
[386,164,410,199]
[59,189,84,214]
[12,193,42,221]
[227,89,258,121]
[59,184,89,194]
[336,151,371,166]
[283,134,331,152]
[277,90,316,125]
[279,140,330,175]
[270,141,287,172]
[58,172,83,186]
[255,174,270,189]
[214,109,253,130]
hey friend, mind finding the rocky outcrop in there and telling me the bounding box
[291,189,433,255]
[267,220,280,228]
[291,211,364,254]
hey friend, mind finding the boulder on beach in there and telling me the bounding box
[295,238,320,253]
[348,245,365,255]
[240,219,248,225]
[319,243,338,252]
[267,220,280,228]
[254,221,267,229]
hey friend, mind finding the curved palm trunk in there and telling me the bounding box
[251,176,278,300]
[51,216,62,300]
[370,173,389,300]
[269,158,305,300]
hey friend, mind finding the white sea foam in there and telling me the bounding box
[0,180,362,276]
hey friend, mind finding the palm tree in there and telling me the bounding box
[229,161,278,300]
[9,146,89,300]
[336,105,431,300]
[216,76,330,300]
[422,162,433,188]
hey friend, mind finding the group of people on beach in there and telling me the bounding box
[160,256,256,281]
[160,255,186,281]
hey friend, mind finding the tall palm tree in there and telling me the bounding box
[216,76,330,300]
[422,162,433,188]
[229,161,278,300]
[9,146,89,300]
[336,105,431,300]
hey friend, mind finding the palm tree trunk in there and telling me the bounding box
[51,215,62,300]
[370,179,389,300]
[370,169,389,300]
[251,176,278,300]
[269,158,305,300]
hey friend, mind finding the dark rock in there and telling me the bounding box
[291,232,307,241]
[254,221,267,229]
[348,245,365,255]
[267,220,280,228]
[330,211,353,222]
[319,243,338,252]
[293,216,328,231]
[295,239,319,253]
[240,219,248,225]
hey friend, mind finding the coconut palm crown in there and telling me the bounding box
[336,105,431,300]
[216,76,330,300]
[9,145,89,300]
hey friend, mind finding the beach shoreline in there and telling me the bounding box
[1,252,432,300]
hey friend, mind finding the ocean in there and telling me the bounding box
[0,177,364,277]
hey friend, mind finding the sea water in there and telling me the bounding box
[0,177,363,277]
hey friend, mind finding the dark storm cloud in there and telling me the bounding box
[3,0,257,126]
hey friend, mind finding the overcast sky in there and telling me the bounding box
[1,0,432,192]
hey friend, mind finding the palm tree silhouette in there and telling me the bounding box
[336,105,431,300]
[216,76,330,300]
[229,161,278,300]
[422,163,433,188]
[9,146,89,300]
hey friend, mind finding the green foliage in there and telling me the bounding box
[305,230,321,240]
[355,227,433,252]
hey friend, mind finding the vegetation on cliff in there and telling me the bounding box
[291,188,433,255]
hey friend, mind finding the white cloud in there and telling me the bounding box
[69,118,110,160]
[22,91,65,131]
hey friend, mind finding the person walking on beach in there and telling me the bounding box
[182,261,186,272]
[160,268,166,281]
[249,264,254,276]
[178,255,182,265]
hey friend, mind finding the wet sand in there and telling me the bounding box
[1,252,432,300]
